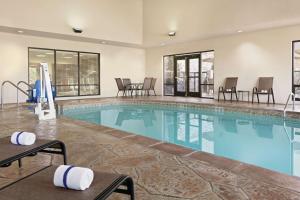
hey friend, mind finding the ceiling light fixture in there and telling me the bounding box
[237,30,243,33]
[72,28,83,33]
[168,31,176,37]
[17,30,24,34]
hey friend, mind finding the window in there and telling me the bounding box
[28,48,55,85]
[163,56,175,96]
[79,53,100,95]
[28,48,100,97]
[163,51,214,98]
[56,51,79,96]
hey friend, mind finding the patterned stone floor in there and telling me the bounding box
[0,99,300,199]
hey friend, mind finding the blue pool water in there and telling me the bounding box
[63,104,300,177]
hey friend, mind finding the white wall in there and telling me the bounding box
[0,32,145,103]
[145,25,300,103]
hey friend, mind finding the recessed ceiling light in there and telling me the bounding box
[17,30,24,34]
[237,30,243,33]
[101,41,106,44]
[168,31,176,37]
[72,28,82,33]
[36,54,46,57]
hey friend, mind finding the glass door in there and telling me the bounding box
[188,55,200,97]
[174,54,201,97]
[166,51,214,98]
[175,56,187,96]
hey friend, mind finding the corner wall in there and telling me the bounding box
[145,25,300,103]
[0,32,145,103]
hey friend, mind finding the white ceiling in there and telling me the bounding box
[1,0,300,48]
[143,0,300,47]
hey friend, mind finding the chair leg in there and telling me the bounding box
[18,159,22,168]
[223,92,226,101]
[218,91,220,101]
[230,92,233,102]
[267,93,270,104]
[256,93,260,103]
[272,89,275,104]
[235,92,238,101]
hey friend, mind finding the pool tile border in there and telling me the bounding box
[58,98,300,119]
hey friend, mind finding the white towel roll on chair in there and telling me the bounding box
[11,131,36,145]
[53,165,94,191]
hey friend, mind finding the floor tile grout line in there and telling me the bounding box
[183,150,199,157]
[120,134,137,139]
[148,141,165,147]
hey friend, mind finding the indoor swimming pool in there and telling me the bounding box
[63,103,300,177]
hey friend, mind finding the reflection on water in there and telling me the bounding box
[64,104,300,177]
[115,108,156,127]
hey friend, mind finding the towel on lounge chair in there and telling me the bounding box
[11,131,36,145]
[53,165,94,191]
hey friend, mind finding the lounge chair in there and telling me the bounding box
[115,78,126,97]
[0,166,134,200]
[218,77,238,102]
[252,77,275,104]
[0,137,67,168]
[150,78,157,96]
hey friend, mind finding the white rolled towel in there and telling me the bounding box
[10,131,36,145]
[53,165,94,191]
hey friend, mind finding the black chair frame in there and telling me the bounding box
[218,86,238,102]
[252,87,275,104]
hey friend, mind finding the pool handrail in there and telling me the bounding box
[283,92,295,118]
[1,81,29,109]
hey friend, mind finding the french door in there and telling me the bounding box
[175,54,201,97]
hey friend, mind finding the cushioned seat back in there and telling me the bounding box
[224,77,238,90]
[258,77,273,91]
[115,78,125,90]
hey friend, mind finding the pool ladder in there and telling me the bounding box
[1,81,32,109]
[283,92,295,118]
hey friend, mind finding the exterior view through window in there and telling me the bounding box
[28,48,100,97]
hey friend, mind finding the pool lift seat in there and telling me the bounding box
[34,63,56,120]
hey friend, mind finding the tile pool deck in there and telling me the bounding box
[1,96,300,199]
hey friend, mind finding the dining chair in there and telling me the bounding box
[122,78,132,96]
[115,78,126,97]
[133,78,152,96]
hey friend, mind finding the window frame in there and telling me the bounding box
[292,41,300,101]
[28,47,101,97]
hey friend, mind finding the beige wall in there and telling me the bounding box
[0,0,143,44]
[0,32,145,103]
[145,25,300,103]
